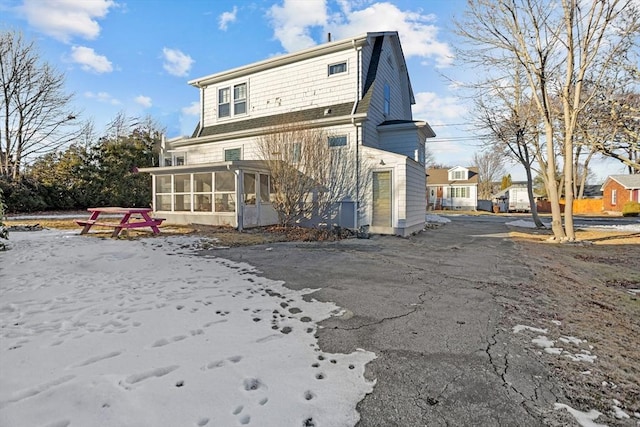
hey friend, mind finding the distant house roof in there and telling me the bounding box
[601,174,640,190]
[426,167,479,185]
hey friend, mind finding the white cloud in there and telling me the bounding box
[84,91,120,105]
[268,0,327,52]
[218,6,238,31]
[70,46,113,73]
[267,1,453,67]
[162,48,194,77]
[135,95,152,108]
[182,101,200,116]
[412,91,467,124]
[20,0,115,43]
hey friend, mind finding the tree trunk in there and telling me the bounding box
[544,127,565,240]
[525,164,544,228]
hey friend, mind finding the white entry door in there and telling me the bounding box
[243,172,258,227]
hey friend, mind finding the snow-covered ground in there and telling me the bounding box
[0,230,375,427]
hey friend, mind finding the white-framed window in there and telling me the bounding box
[155,175,173,211]
[225,147,242,161]
[193,173,213,212]
[259,174,270,203]
[173,173,192,212]
[451,187,468,198]
[328,61,347,76]
[244,172,256,205]
[611,189,617,205]
[234,83,247,115]
[155,172,238,213]
[328,135,348,147]
[215,171,236,212]
[163,153,186,166]
[218,82,248,118]
[450,170,467,180]
[383,83,391,115]
[218,87,230,118]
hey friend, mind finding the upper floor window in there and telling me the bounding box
[218,88,230,118]
[328,135,348,147]
[234,83,246,115]
[450,170,467,180]
[164,153,186,166]
[218,82,247,118]
[383,83,391,115]
[225,147,242,161]
[611,189,617,205]
[328,62,347,76]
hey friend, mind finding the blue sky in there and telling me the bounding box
[0,0,623,182]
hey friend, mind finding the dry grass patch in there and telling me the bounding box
[510,228,640,245]
[507,228,640,421]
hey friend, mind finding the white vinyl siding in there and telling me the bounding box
[404,159,427,228]
[328,61,347,75]
[201,51,357,127]
[328,135,348,147]
[224,147,242,161]
[361,36,413,150]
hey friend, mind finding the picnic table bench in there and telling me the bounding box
[76,207,165,238]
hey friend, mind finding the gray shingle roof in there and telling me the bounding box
[607,174,640,189]
[193,102,355,138]
[354,36,383,116]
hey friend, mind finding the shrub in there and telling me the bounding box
[622,201,640,217]
[0,177,48,213]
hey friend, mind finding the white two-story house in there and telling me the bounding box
[140,31,436,236]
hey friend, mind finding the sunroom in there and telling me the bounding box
[138,160,278,230]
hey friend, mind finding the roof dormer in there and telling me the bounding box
[448,166,469,181]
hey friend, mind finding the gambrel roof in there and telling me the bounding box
[186,31,417,143]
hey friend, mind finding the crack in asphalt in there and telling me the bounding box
[485,329,545,420]
[332,275,432,332]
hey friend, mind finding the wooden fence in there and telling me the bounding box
[536,198,603,214]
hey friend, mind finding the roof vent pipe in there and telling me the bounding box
[327,32,331,42]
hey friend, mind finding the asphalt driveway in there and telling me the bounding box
[201,217,573,426]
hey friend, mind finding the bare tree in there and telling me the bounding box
[456,0,639,241]
[257,123,369,227]
[472,149,505,199]
[474,64,546,227]
[0,30,80,179]
[424,143,436,169]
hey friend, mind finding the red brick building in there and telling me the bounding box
[601,174,640,213]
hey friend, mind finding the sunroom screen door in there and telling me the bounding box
[372,171,392,227]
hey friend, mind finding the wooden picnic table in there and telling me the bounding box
[76,207,165,238]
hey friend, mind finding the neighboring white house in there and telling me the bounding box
[140,32,436,236]
[426,166,479,210]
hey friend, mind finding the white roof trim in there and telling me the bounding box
[189,32,398,88]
